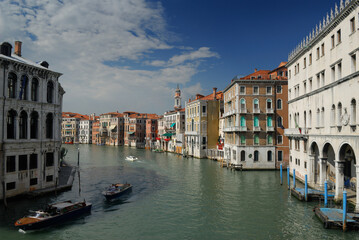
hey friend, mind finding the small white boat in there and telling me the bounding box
[125,156,138,161]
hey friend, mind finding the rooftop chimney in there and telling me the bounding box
[14,41,22,57]
[254,68,258,72]
[213,87,217,100]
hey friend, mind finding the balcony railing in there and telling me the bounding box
[240,108,247,113]
[253,108,260,114]
[223,109,236,118]
[266,108,274,114]
[284,128,309,138]
[223,126,240,132]
[266,126,274,132]
[253,126,261,131]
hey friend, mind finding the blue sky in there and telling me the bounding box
[0,0,340,115]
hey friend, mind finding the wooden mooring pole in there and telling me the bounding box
[343,190,347,232]
[287,167,290,190]
[324,181,328,207]
[305,174,308,201]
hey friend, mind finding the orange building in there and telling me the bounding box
[223,62,289,169]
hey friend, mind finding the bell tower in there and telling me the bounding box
[174,84,181,110]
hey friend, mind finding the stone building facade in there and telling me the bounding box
[0,41,64,199]
[285,0,359,209]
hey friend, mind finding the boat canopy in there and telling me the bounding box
[162,132,174,137]
[127,131,135,135]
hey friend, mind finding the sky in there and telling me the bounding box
[0,0,340,115]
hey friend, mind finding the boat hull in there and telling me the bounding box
[16,204,92,231]
[103,185,132,200]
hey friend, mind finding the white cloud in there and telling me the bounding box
[0,0,219,114]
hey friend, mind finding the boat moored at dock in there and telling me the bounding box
[15,200,92,231]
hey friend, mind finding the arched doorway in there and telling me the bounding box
[310,142,320,184]
[339,143,356,188]
[322,143,335,188]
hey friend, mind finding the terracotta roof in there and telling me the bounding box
[101,112,124,117]
[239,70,271,80]
[62,112,89,120]
[200,91,223,101]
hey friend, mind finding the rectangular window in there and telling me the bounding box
[351,54,356,73]
[240,135,246,145]
[19,155,27,171]
[309,53,312,65]
[277,135,283,145]
[331,35,335,48]
[266,86,272,95]
[303,81,307,94]
[202,106,206,113]
[46,152,54,167]
[46,175,53,182]
[337,29,341,43]
[331,66,336,82]
[303,58,306,68]
[6,182,16,190]
[276,85,282,94]
[304,161,307,169]
[316,47,320,59]
[202,137,206,145]
[254,134,259,145]
[253,86,259,95]
[338,63,342,79]
[350,17,355,33]
[6,156,16,172]
[317,74,320,88]
[30,178,38,186]
[278,151,283,161]
[240,86,246,95]
[321,43,325,56]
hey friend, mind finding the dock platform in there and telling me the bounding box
[291,187,334,201]
[314,207,359,229]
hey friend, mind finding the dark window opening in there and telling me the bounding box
[6,156,16,172]
[46,113,53,139]
[267,151,272,161]
[47,81,54,103]
[19,75,28,100]
[30,154,37,169]
[7,110,17,139]
[6,182,16,190]
[30,178,38,186]
[30,112,39,139]
[46,152,54,167]
[31,78,38,101]
[46,175,53,182]
[8,73,17,98]
[254,151,259,161]
[19,155,27,171]
[241,150,245,161]
[19,111,28,139]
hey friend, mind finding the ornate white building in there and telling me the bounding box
[0,41,64,200]
[285,0,359,210]
[79,118,93,144]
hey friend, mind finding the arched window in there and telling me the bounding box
[241,150,245,161]
[8,73,17,98]
[331,105,336,126]
[47,81,54,103]
[277,116,283,128]
[240,135,245,145]
[253,99,259,111]
[240,116,246,127]
[30,111,39,139]
[277,99,282,109]
[267,116,272,127]
[19,75,28,100]
[46,113,53,139]
[254,116,259,127]
[267,134,273,145]
[7,110,17,139]
[254,134,259,145]
[19,111,28,139]
[254,150,259,161]
[266,99,272,109]
[267,150,272,161]
[240,98,246,111]
[351,99,356,125]
[337,102,342,126]
[31,78,39,101]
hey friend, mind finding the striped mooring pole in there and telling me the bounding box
[280,164,283,185]
[287,167,290,189]
[305,174,308,201]
[324,181,328,207]
[343,190,347,232]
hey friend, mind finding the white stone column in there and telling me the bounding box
[235,114,239,127]
[319,157,327,189]
[356,164,359,213]
[335,160,345,200]
[308,155,315,184]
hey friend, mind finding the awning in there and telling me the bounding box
[170,123,176,128]
[109,125,117,131]
[162,132,174,137]
[128,131,135,135]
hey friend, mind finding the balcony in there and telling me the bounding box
[253,126,261,132]
[253,108,260,114]
[223,126,240,132]
[239,126,247,132]
[266,126,274,132]
[223,109,236,118]
[266,108,274,114]
[240,108,247,114]
[284,128,309,138]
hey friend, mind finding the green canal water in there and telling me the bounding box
[0,144,358,240]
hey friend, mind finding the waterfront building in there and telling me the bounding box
[92,118,100,145]
[79,116,92,144]
[145,116,159,150]
[223,63,289,169]
[285,0,359,208]
[0,41,64,199]
[99,112,124,146]
[157,116,165,150]
[185,88,223,158]
[62,112,88,143]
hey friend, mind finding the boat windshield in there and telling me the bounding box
[30,212,50,218]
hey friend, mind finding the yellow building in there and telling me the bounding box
[185,88,223,158]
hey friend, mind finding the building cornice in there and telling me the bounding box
[223,79,287,93]
[288,70,359,104]
[287,0,359,66]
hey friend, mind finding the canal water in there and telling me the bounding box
[0,144,358,240]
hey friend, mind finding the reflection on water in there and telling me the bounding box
[0,144,358,240]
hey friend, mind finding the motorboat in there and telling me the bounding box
[102,183,132,200]
[125,156,138,161]
[15,200,92,231]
